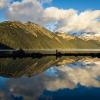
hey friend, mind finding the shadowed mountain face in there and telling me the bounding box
[0,21,100,49]
[0,43,12,49]
[0,56,78,78]
[0,56,98,78]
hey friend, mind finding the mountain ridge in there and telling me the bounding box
[70,32,100,41]
[0,21,100,49]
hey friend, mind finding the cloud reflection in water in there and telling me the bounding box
[0,57,99,100]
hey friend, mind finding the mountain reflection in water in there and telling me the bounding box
[0,56,100,100]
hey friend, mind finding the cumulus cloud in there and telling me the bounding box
[0,0,10,8]
[43,7,77,24]
[7,0,44,23]
[56,10,100,34]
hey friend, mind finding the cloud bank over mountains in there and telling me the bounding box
[0,0,100,34]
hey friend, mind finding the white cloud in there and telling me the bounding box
[0,0,10,8]
[43,7,79,32]
[43,7,77,24]
[56,10,100,34]
[7,0,44,23]
[6,0,53,24]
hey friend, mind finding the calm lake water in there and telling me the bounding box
[0,56,100,100]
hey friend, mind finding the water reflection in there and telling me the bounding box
[0,56,100,100]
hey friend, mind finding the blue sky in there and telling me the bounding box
[45,0,100,10]
[0,9,7,22]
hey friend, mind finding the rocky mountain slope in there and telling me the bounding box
[0,21,100,49]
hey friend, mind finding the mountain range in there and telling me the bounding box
[0,21,100,49]
[72,32,100,41]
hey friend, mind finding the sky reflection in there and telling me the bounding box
[0,57,99,100]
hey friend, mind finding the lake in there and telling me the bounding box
[0,56,100,100]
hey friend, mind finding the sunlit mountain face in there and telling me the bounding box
[0,56,99,100]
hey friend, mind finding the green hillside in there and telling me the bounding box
[0,21,100,49]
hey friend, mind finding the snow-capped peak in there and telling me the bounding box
[72,32,100,41]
